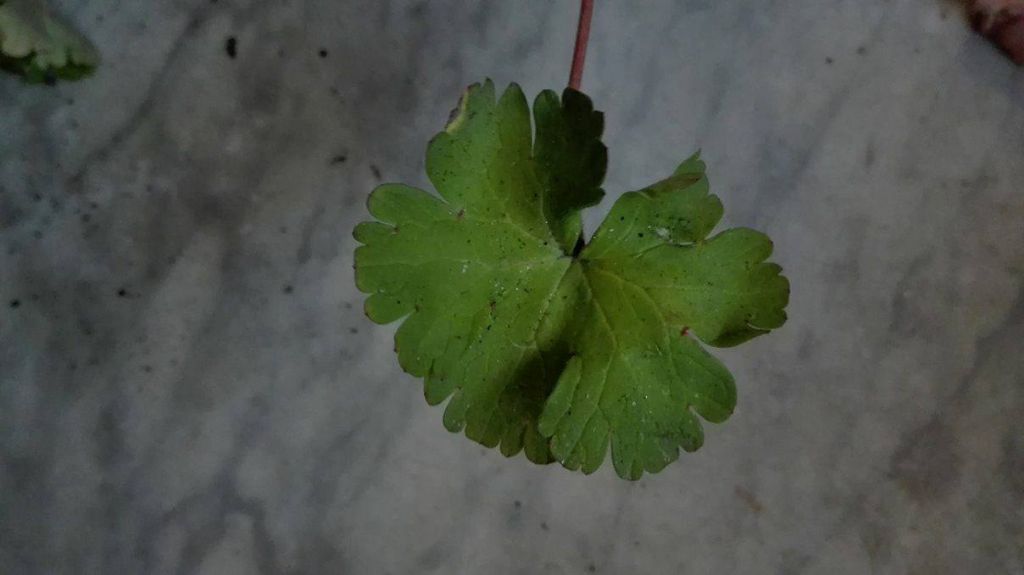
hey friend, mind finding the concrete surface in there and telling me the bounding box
[1,0,1022,573]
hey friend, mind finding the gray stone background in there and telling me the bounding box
[1,0,1022,573]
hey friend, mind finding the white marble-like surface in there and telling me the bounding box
[2,1,1022,573]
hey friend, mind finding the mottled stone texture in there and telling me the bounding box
[1,1,1022,574]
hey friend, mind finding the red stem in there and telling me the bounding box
[568,0,594,90]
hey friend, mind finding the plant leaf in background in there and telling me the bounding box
[0,0,97,84]
[966,0,1024,64]
[354,80,789,479]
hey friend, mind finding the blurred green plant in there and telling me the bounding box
[0,0,97,84]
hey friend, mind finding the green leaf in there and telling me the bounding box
[0,0,98,84]
[354,80,790,479]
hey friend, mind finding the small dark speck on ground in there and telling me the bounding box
[226,36,237,58]
[856,45,866,55]
[540,522,548,531]
[513,500,521,509]
[349,327,358,334]
[283,285,294,294]
[319,49,328,58]
[409,1,428,17]
[81,213,92,223]
[143,365,153,373]
[117,288,127,297]
[734,486,764,513]
[9,299,20,309]
[587,564,597,573]
[33,230,43,240]
[344,302,353,309]
[331,154,347,165]
[370,165,382,180]
[825,56,834,64]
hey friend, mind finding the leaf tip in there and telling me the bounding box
[673,151,706,177]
